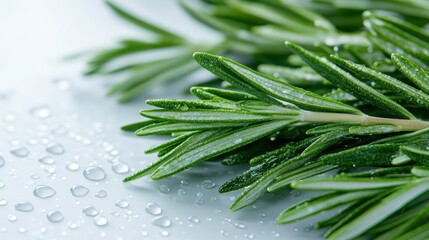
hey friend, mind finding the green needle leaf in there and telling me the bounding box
[327,178,429,240]
[151,120,297,180]
[285,41,416,119]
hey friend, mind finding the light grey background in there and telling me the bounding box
[0,1,323,239]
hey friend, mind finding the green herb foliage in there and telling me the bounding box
[118,6,429,240]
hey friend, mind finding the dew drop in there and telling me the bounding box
[8,214,17,222]
[66,161,80,171]
[94,216,108,227]
[83,166,106,181]
[0,156,5,167]
[15,202,33,212]
[234,223,246,229]
[0,199,7,206]
[83,205,99,217]
[188,216,200,223]
[115,199,129,208]
[33,185,56,199]
[0,180,4,189]
[30,106,51,119]
[177,189,186,196]
[233,138,242,144]
[152,216,171,228]
[95,190,107,198]
[68,222,78,230]
[180,180,188,186]
[159,185,170,194]
[10,147,29,157]
[145,202,162,215]
[39,156,55,165]
[70,185,89,197]
[47,210,63,223]
[201,180,216,189]
[158,230,169,237]
[18,227,26,233]
[112,161,129,174]
[290,190,301,197]
[46,143,65,155]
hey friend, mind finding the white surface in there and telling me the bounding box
[0,1,323,239]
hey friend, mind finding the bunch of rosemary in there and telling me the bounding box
[85,0,429,102]
[121,11,429,239]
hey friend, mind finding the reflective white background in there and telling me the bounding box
[0,1,322,239]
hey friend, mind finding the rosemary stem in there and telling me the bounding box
[299,111,429,132]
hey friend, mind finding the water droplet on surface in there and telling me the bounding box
[10,147,29,157]
[66,161,79,171]
[83,205,99,217]
[180,180,188,186]
[47,211,63,223]
[112,161,129,174]
[152,216,171,228]
[68,221,78,229]
[30,106,51,119]
[18,227,26,233]
[290,190,301,197]
[8,214,17,222]
[95,190,107,198]
[234,223,246,229]
[70,185,89,197]
[15,202,33,212]
[201,180,216,189]
[145,202,162,215]
[115,199,129,208]
[159,185,170,194]
[30,174,40,179]
[39,156,55,165]
[0,156,5,167]
[0,199,7,206]
[0,180,4,189]
[233,138,242,144]
[46,143,64,155]
[177,189,186,196]
[94,216,108,227]
[188,216,200,223]
[33,185,56,198]
[83,166,106,181]
[158,230,169,237]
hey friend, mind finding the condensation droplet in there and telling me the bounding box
[234,223,246,229]
[94,216,108,227]
[68,222,78,230]
[33,185,56,199]
[66,161,80,171]
[8,214,17,222]
[0,199,7,206]
[177,189,186,196]
[152,216,171,228]
[83,205,99,217]
[95,190,107,198]
[15,202,33,212]
[0,180,4,189]
[10,147,29,157]
[188,216,200,223]
[0,156,5,168]
[70,185,89,197]
[39,156,55,165]
[159,185,170,194]
[112,161,129,174]
[115,199,129,208]
[30,106,51,119]
[47,210,64,223]
[201,180,216,189]
[83,166,106,181]
[158,230,169,237]
[145,202,162,215]
[46,143,65,155]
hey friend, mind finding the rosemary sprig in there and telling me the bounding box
[122,13,429,238]
[86,0,429,102]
